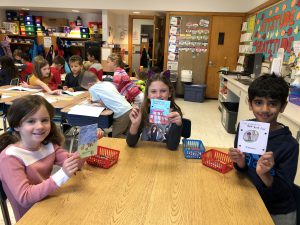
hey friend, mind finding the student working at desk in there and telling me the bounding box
[0,95,85,221]
[126,72,182,150]
[0,56,18,86]
[20,56,61,95]
[228,74,299,225]
[107,53,144,105]
[80,71,132,138]
[63,55,85,92]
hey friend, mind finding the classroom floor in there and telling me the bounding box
[0,98,235,225]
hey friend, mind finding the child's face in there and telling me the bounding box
[41,64,50,77]
[14,55,21,61]
[107,58,115,71]
[147,81,171,100]
[249,97,286,125]
[14,105,51,150]
[70,61,82,75]
[87,54,95,62]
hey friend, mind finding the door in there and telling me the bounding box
[152,16,165,69]
[206,16,243,98]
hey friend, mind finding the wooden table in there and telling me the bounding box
[16,138,274,225]
[0,85,34,104]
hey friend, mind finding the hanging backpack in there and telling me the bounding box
[45,45,54,64]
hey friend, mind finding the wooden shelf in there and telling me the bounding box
[9,42,32,45]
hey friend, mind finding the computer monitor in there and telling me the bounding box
[243,53,264,76]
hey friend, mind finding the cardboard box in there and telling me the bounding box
[43,18,68,29]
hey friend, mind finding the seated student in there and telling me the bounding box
[87,46,103,80]
[228,74,299,225]
[20,56,61,95]
[107,53,144,105]
[126,72,182,150]
[13,49,22,64]
[48,56,65,90]
[80,71,132,138]
[0,95,85,221]
[20,53,33,82]
[63,55,85,92]
[0,56,18,86]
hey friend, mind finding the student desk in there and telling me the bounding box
[61,101,114,129]
[16,138,274,225]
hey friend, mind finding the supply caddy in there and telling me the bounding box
[201,149,233,173]
[182,139,205,159]
[87,146,120,169]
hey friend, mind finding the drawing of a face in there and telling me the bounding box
[243,130,259,142]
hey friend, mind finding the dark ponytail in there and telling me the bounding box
[0,132,18,152]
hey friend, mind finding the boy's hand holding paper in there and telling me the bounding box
[237,120,270,155]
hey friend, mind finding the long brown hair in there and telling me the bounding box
[107,53,125,69]
[33,56,50,80]
[0,95,64,151]
[141,72,182,127]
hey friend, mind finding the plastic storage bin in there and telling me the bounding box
[184,84,207,103]
[221,102,239,134]
[202,149,233,173]
[86,146,120,169]
[182,139,205,159]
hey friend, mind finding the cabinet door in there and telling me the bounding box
[237,91,253,125]
[277,114,300,139]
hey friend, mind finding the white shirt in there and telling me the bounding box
[89,81,132,118]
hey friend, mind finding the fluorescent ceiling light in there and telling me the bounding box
[133,11,141,14]
[72,9,80,13]
[21,8,30,10]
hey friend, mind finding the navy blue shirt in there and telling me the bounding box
[234,121,299,214]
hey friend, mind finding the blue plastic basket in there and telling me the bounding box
[182,139,205,159]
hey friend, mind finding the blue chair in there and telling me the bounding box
[0,181,11,225]
[294,184,300,225]
[181,118,191,139]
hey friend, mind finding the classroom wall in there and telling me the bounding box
[0,0,267,13]
[252,0,300,61]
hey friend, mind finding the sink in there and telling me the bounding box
[234,78,253,86]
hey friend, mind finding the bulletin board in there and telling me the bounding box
[252,0,300,61]
[166,13,210,95]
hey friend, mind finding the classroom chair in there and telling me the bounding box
[24,74,32,83]
[0,181,12,225]
[9,78,19,86]
[294,184,300,225]
[181,118,191,139]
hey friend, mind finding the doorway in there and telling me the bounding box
[128,15,165,76]
[205,16,243,98]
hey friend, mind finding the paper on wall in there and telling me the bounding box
[168,44,176,53]
[169,35,177,44]
[167,61,178,71]
[169,26,177,35]
[168,53,176,61]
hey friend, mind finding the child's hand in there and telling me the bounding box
[62,152,80,177]
[168,111,182,126]
[228,148,246,168]
[63,86,68,90]
[50,89,62,95]
[256,152,274,175]
[129,107,142,126]
[97,128,104,139]
[20,81,29,88]
[67,88,74,92]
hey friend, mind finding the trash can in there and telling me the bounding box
[220,102,239,134]
[184,84,207,103]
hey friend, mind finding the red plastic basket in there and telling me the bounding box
[201,149,233,174]
[86,146,120,169]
